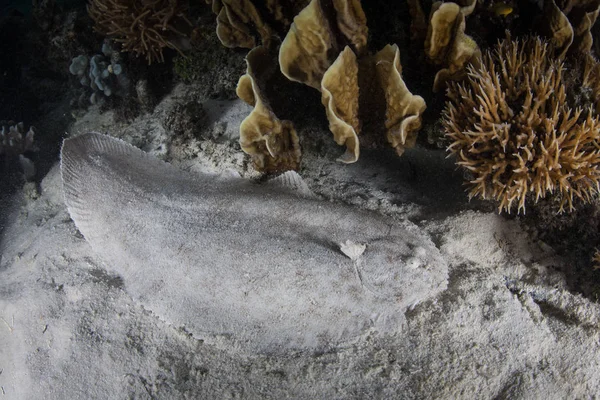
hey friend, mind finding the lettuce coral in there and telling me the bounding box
[443,36,600,214]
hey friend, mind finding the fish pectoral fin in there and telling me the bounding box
[340,240,367,261]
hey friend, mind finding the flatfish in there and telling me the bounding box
[61,133,447,352]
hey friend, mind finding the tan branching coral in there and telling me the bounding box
[425,0,481,92]
[443,37,600,214]
[375,44,426,156]
[237,46,301,172]
[581,54,600,113]
[88,0,192,64]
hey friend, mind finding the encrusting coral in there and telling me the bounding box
[443,36,600,214]
[87,0,193,64]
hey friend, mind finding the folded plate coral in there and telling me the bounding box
[537,0,600,57]
[205,0,309,49]
[424,0,481,92]
[61,132,448,352]
[443,36,600,214]
[237,46,301,172]
[236,0,424,168]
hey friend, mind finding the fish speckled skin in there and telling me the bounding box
[61,133,448,353]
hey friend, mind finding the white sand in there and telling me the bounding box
[1,87,600,399]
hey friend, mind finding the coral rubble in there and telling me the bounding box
[443,36,600,214]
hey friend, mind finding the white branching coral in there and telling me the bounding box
[443,36,600,214]
[0,121,35,157]
[0,121,36,179]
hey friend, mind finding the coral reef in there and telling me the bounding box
[443,36,600,214]
[87,0,193,64]
[375,44,426,156]
[320,47,360,163]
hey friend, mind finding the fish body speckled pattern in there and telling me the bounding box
[61,133,448,353]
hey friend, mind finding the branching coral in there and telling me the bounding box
[0,121,35,158]
[0,121,36,179]
[87,0,193,64]
[443,36,600,214]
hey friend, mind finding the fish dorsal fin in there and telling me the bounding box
[216,168,242,180]
[266,170,315,198]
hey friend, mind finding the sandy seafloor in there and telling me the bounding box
[1,83,600,399]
